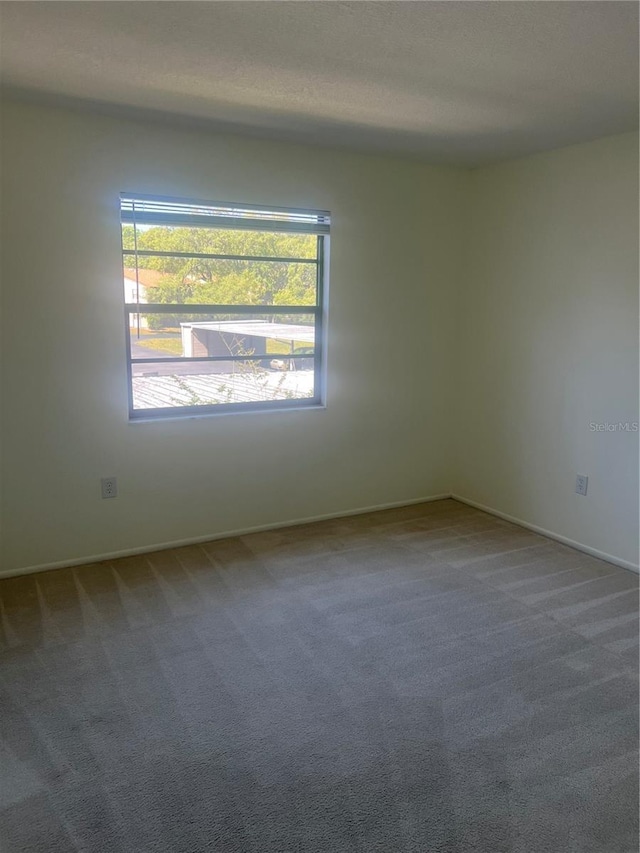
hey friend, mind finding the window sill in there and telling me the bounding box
[128,402,327,423]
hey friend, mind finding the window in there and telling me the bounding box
[120,194,329,419]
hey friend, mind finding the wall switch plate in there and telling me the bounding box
[575,474,588,496]
[101,477,118,499]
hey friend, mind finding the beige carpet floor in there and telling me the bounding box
[0,499,638,852]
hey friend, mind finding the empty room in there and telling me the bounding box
[0,2,638,851]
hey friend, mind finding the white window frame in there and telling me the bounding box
[120,193,329,419]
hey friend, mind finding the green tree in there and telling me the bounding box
[124,225,316,310]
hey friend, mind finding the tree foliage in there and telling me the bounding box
[123,225,317,312]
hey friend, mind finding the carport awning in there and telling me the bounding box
[181,320,315,344]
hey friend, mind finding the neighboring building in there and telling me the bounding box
[180,320,315,372]
[123,267,163,328]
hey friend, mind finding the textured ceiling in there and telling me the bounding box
[1,1,637,166]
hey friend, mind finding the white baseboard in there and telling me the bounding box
[0,493,452,580]
[4,492,637,580]
[451,494,639,574]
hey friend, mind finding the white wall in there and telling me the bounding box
[1,103,637,575]
[453,133,639,567]
[0,101,466,573]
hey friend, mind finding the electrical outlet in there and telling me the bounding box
[575,474,588,496]
[101,477,118,499]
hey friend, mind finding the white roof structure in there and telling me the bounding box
[132,370,314,410]
[181,320,314,345]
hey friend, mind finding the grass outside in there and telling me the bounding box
[141,337,183,355]
[265,340,315,355]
